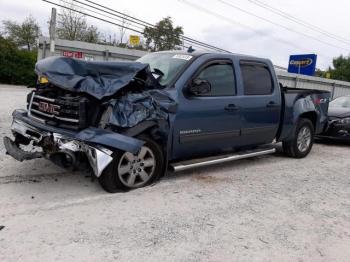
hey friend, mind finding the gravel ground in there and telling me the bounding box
[1,85,350,262]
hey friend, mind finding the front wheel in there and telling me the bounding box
[98,135,164,193]
[283,118,315,158]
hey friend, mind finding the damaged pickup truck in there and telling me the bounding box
[4,51,330,192]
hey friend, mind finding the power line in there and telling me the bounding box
[73,0,231,53]
[43,0,214,52]
[82,0,154,27]
[70,0,216,52]
[60,0,145,31]
[247,0,350,47]
[217,0,349,52]
[61,0,216,51]
[43,0,144,34]
[77,0,227,51]
[179,0,334,60]
[72,0,150,30]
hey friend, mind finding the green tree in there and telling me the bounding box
[328,55,350,81]
[81,25,100,43]
[143,17,183,51]
[315,68,326,78]
[0,36,37,85]
[56,1,101,43]
[2,15,40,51]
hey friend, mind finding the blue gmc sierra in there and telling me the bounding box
[4,50,330,192]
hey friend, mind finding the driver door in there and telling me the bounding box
[172,60,243,160]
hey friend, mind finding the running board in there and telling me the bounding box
[171,147,276,172]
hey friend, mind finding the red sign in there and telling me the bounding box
[63,51,83,59]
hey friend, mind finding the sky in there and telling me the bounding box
[0,0,349,69]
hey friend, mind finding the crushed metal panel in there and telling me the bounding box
[108,89,177,128]
[75,127,144,154]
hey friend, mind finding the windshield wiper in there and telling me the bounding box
[152,68,165,79]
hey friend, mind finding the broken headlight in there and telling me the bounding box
[336,117,350,125]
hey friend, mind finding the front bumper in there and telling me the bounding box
[4,110,145,177]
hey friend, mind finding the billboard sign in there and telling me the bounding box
[288,54,317,76]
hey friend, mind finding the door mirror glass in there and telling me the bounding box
[188,78,211,95]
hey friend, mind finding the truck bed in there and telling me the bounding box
[278,85,331,141]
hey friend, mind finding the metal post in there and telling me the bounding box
[49,8,57,56]
[42,41,47,59]
[332,82,336,99]
[104,50,110,61]
[295,75,299,88]
[295,63,301,89]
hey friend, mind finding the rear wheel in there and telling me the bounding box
[98,136,164,193]
[283,118,314,158]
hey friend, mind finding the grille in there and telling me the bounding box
[28,92,89,130]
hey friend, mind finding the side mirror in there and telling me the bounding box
[188,78,211,95]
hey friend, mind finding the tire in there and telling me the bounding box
[283,118,315,158]
[98,135,164,193]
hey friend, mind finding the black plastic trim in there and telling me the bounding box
[241,126,276,136]
[179,130,240,144]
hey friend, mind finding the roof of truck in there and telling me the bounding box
[154,49,266,61]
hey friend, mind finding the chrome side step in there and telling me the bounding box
[171,147,276,172]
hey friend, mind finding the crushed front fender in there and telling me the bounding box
[75,127,144,154]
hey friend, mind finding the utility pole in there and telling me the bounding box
[49,8,57,57]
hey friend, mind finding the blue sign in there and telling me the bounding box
[287,54,317,76]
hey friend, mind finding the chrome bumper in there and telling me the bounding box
[6,118,113,177]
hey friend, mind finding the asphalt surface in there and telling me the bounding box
[1,85,350,262]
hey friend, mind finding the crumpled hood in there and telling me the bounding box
[328,107,350,118]
[35,56,158,99]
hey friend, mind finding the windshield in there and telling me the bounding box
[330,96,350,108]
[137,53,193,86]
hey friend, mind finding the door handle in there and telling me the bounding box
[224,104,239,111]
[266,101,279,108]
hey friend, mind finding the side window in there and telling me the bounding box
[240,63,273,95]
[196,63,236,96]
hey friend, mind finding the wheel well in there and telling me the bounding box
[299,112,317,129]
[139,127,169,178]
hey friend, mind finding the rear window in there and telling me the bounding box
[240,63,273,95]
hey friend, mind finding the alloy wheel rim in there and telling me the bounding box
[297,126,311,153]
[117,146,156,188]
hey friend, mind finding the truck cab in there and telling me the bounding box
[170,53,281,159]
